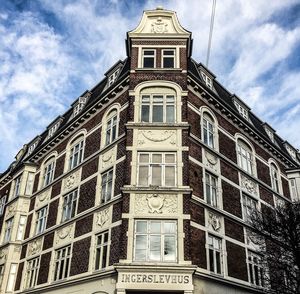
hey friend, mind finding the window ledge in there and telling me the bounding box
[122,185,192,194]
[126,122,189,129]
[135,68,183,72]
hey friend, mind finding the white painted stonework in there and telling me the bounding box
[55,223,74,246]
[62,169,81,194]
[35,188,51,210]
[27,238,43,256]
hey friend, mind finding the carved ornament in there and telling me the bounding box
[6,203,16,218]
[205,151,218,171]
[208,212,221,232]
[63,170,80,192]
[151,17,168,33]
[0,249,7,262]
[138,130,176,146]
[57,225,73,240]
[97,208,110,227]
[28,239,42,256]
[241,175,257,195]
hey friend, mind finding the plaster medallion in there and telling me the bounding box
[102,148,115,168]
[97,208,110,227]
[63,170,80,192]
[205,151,218,171]
[151,17,168,33]
[208,212,221,231]
[14,245,21,253]
[141,130,175,142]
[28,239,42,256]
[147,194,164,213]
[6,203,16,218]
[57,225,72,240]
[241,175,257,195]
[37,189,50,204]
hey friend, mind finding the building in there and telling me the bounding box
[0,7,300,294]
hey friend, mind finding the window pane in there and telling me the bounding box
[139,154,149,163]
[152,105,163,122]
[165,154,175,163]
[143,57,154,68]
[163,57,174,68]
[149,235,161,261]
[152,166,162,185]
[136,221,147,233]
[164,236,175,261]
[152,154,162,163]
[138,167,148,186]
[165,166,175,186]
[166,105,174,122]
[150,221,161,233]
[141,105,150,122]
[164,222,176,233]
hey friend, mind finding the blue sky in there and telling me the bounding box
[0,0,300,172]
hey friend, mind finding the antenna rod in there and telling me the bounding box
[206,0,217,67]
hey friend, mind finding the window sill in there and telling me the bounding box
[126,122,189,129]
[122,185,192,194]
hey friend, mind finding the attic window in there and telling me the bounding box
[27,140,39,156]
[234,101,248,120]
[47,121,61,140]
[285,144,297,161]
[108,69,120,87]
[73,96,88,116]
[265,128,274,142]
[201,72,213,89]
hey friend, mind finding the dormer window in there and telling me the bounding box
[201,72,213,89]
[47,122,60,139]
[73,96,88,117]
[284,143,298,161]
[27,138,40,156]
[142,49,155,68]
[263,123,276,144]
[234,101,248,120]
[107,69,120,87]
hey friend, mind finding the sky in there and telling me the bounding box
[0,0,300,172]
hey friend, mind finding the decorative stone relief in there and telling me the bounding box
[97,208,110,228]
[151,17,168,33]
[6,202,17,219]
[208,211,221,232]
[137,130,176,146]
[241,174,258,196]
[14,245,21,253]
[0,248,7,263]
[135,194,177,214]
[101,147,116,169]
[28,238,42,256]
[62,169,81,193]
[204,151,218,172]
[55,224,74,246]
[35,189,51,209]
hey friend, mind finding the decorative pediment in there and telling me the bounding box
[128,8,191,38]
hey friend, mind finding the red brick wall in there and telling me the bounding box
[224,218,244,242]
[222,180,242,218]
[14,262,24,291]
[220,161,239,184]
[81,157,99,181]
[282,177,291,199]
[33,172,40,193]
[74,214,93,237]
[256,160,271,186]
[78,177,97,213]
[190,202,205,226]
[184,220,191,261]
[259,186,274,206]
[190,227,206,269]
[43,232,54,250]
[37,252,51,285]
[189,161,203,199]
[84,128,101,159]
[24,213,32,239]
[219,131,237,163]
[51,181,61,199]
[46,199,59,229]
[54,154,65,179]
[188,107,200,137]
[189,141,202,162]
[70,236,91,276]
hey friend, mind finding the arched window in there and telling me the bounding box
[237,139,254,175]
[68,135,84,170]
[202,112,215,148]
[43,156,55,187]
[140,87,176,123]
[270,162,280,193]
[105,109,118,146]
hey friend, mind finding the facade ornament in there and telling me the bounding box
[147,194,164,213]
[57,225,72,240]
[37,189,50,204]
[102,148,115,168]
[151,17,168,34]
[63,170,80,192]
[0,248,7,262]
[163,195,178,213]
[141,130,175,143]
[14,245,21,253]
[205,151,218,170]
[97,208,110,227]
[208,212,221,232]
[6,203,16,218]
[28,239,42,256]
[241,175,257,195]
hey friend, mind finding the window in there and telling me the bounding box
[134,220,177,262]
[25,257,40,289]
[69,137,84,170]
[16,215,26,241]
[141,94,175,123]
[208,234,222,274]
[201,72,213,89]
[270,163,280,193]
[4,218,13,243]
[14,175,22,198]
[142,49,155,68]
[242,194,258,221]
[248,251,263,286]
[27,140,39,156]
[0,265,4,287]
[107,69,120,87]
[205,172,218,207]
[138,152,176,187]
[6,263,17,292]
[35,207,47,235]
[0,196,6,216]
[54,246,71,281]
[202,112,215,148]
[237,139,254,175]
[234,101,249,120]
[101,169,113,203]
[105,110,118,146]
[47,121,61,139]
[43,158,55,187]
[73,96,88,116]
[25,172,34,195]
[62,190,78,222]
[290,178,299,201]
[162,49,175,68]
[95,231,110,270]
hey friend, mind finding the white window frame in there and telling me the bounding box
[205,172,218,207]
[73,96,88,116]
[202,112,215,148]
[62,190,78,222]
[201,72,213,89]
[4,218,14,243]
[101,169,114,203]
[142,49,156,68]
[95,230,110,270]
[47,122,60,139]
[43,158,55,187]
[207,234,223,275]
[14,175,22,198]
[247,251,264,286]
[16,215,27,241]
[25,172,34,195]
[105,110,118,146]
[69,138,84,170]
[27,140,39,156]
[141,93,175,123]
[6,263,17,292]
[270,163,280,193]
[242,194,258,222]
[290,178,299,201]
[134,220,177,262]
[237,140,254,175]
[54,246,71,281]
[234,101,249,120]
[0,264,4,288]
[162,49,176,68]
[25,257,40,289]
[107,69,120,87]
[137,152,176,187]
[0,196,6,216]
[35,206,47,235]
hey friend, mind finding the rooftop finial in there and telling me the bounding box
[156,6,163,10]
